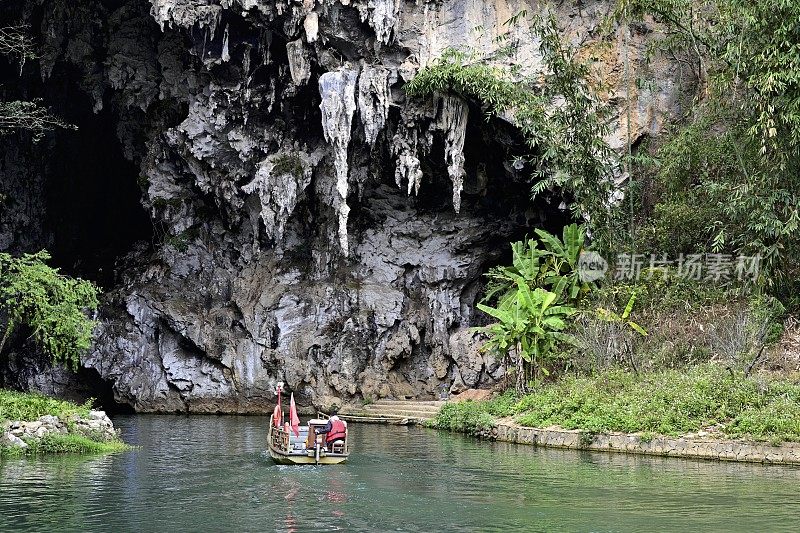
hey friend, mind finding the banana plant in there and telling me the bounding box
[482,223,596,308]
[535,223,594,301]
[483,238,546,303]
[476,279,577,391]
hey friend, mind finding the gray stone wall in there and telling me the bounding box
[493,424,800,465]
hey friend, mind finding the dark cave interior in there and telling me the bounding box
[0,2,155,289]
[43,83,153,288]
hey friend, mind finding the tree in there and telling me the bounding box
[0,24,74,139]
[0,251,99,370]
[0,25,36,73]
[0,100,75,140]
[484,224,596,305]
[477,281,577,393]
[613,0,800,293]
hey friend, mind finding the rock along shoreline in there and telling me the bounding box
[472,421,800,466]
[1,410,120,452]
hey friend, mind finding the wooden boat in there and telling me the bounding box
[267,415,350,465]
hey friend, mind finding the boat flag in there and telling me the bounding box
[289,392,300,437]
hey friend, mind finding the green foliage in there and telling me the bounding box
[595,267,729,312]
[510,364,800,442]
[405,14,619,247]
[613,0,800,294]
[430,401,496,434]
[0,389,91,423]
[429,392,518,435]
[151,197,182,209]
[595,292,648,337]
[485,224,595,305]
[0,251,99,369]
[271,154,305,179]
[0,389,129,456]
[749,294,785,345]
[477,224,603,389]
[0,432,129,457]
[5,434,129,456]
[162,227,199,252]
[0,100,76,140]
[0,25,74,139]
[433,365,800,443]
[477,283,577,387]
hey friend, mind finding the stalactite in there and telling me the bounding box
[242,148,322,243]
[304,12,319,43]
[149,0,174,30]
[258,29,272,66]
[357,0,401,45]
[435,95,468,213]
[221,24,230,62]
[286,39,311,86]
[357,65,391,146]
[390,103,435,197]
[392,123,424,195]
[148,1,223,39]
[319,66,359,255]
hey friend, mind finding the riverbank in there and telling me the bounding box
[430,364,800,464]
[0,389,128,456]
[490,422,800,465]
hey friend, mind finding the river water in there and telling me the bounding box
[1,415,799,532]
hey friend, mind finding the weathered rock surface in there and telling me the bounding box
[0,0,687,412]
[0,410,118,450]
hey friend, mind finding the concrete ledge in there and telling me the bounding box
[491,424,800,465]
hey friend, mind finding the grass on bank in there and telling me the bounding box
[431,364,800,444]
[1,434,129,457]
[1,389,129,456]
[0,389,92,423]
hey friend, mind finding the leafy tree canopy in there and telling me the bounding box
[0,251,99,369]
[614,0,800,295]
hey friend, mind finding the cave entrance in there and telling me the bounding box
[77,367,134,414]
[43,70,153,288]
[409,100,573,239]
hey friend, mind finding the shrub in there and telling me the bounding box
[0,251,99,369]
[406,14,619,247]
[429,392,517,435]
[0,389,91,422]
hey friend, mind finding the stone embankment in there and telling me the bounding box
[1,410,118,451]
[477,422,800,465]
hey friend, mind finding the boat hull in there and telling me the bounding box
[268,446,349,465]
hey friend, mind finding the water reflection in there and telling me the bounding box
[1,416,799,532]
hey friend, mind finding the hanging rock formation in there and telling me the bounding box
[318,66,359,255]
[435,95,469,213]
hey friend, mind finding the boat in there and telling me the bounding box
[266,384,350,465]
[267,417,350,465]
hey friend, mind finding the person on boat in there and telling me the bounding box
[314,414,347,450]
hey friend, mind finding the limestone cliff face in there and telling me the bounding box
[0,0,685,411]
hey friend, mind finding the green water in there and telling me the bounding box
[1,415,798,532]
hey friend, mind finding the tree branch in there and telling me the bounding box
[0,100,77,140]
